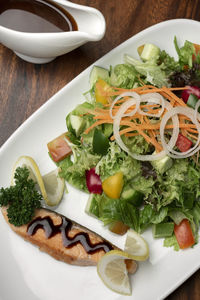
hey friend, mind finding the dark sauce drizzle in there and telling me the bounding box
[27,216,113,254]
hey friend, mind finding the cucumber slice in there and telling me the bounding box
[66,102,93,136]
[152,222,174,238]
[151,153,173,174]
[73,102,93,114]
[70,115,85,137]
[90,66,109,88]
[121,187,143,207]
[140,43,160,61]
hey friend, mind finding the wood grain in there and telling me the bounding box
[0,0,200,299]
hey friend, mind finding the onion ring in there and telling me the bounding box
[113,98,166,161]
[139,93,165,118]
[160,106,200,158]
[109,92,140,119]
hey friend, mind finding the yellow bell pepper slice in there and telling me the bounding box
[137,45,144,56]
[102,172,124,199]
[95,79,112,104]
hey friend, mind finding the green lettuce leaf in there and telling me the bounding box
[122,134,151,155]
[151,206,168,224]
[58,147,100,192]
[139,205,168,232]
[168,209,187,225]
[174,36,195,68]
[87,194,103,218]
[58,156,87,192]
[139,205,154,232]
[155,159,200,209]
[124,54,170,87]
[110,64,137,89]
[96,142,141,181]
[131,176,155,197]
[100,197,139,231]
[164,234,180,251]
[158,50,180,75]
[191,201,200,226]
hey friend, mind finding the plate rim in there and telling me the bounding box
[1,18,200,153]
[1,18,200,300]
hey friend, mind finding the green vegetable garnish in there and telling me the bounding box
[174,36,195,68]
[93,128,109,155]
[187,93,199,110]
[110,64,136,89]
[55,37,200,251]
[152,222,174,238]
[0,167,42,226]
[124,54,170,88]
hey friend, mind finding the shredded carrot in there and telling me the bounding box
[83,84,199,152]
[84,119,113,135]
[96,84,187,97]
[124,132,140,137]
[186,132,198,140]
[187,128,199,134]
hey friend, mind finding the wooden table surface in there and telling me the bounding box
[1,0,200,299]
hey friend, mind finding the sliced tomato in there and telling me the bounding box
[47,133,72,162]
[174,219,195,249]
[176,133,192,152]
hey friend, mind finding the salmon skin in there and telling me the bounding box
[1,207,137,272]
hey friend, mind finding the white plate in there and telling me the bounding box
[1,19,200,300]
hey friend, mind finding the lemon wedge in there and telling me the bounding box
[42,168,65,206]
[97,250,135,295]
[124,229,149,261]
[97,231,149,295]
[11,156,65,206]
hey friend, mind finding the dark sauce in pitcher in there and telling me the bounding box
[0,0,78,33]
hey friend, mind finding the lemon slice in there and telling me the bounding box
[11,156,65,206]
[42,168,65,206]
[124,229,149,261]
[97,250,135,295]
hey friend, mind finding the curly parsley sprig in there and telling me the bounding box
[0,167,42,226]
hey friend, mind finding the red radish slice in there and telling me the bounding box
[181,86,200,103]
[86,168,103,194]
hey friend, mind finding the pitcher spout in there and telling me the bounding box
[53,0,106,41]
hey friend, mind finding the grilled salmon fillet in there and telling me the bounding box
[1,207,137,272]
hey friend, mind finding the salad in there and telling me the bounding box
[48,37,200,251]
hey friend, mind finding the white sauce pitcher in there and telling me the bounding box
[0,0,106,63]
